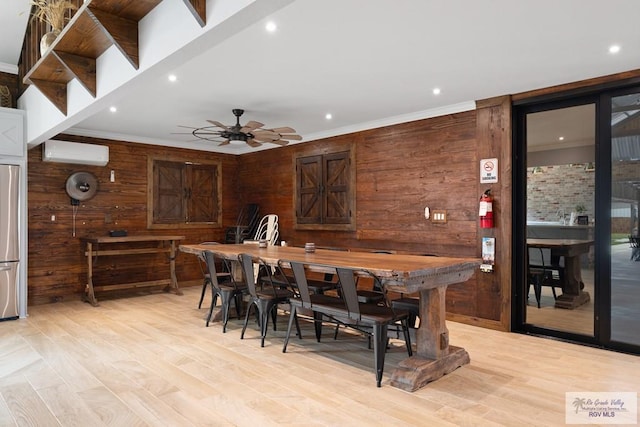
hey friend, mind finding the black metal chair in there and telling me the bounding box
[527,247,564,308]
[202,250,247,331]
[197,242,231,309]
[225,203,260,244]
[238,253,298,347]
[282,260,412,387]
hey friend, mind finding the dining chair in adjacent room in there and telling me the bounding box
[238,253,298,347]
[527,246,563,308]
[203,250,247,331]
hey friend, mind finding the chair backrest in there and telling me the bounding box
[253,214,279,245]
[238,253,259,298]
[203,250,226,291]
[335,267,362,320]
[288,260,364,321]
[288,261,312,306]
[197,241,220,262]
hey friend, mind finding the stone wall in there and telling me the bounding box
[527,163,595,223]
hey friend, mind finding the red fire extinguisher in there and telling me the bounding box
[479,189,494,228]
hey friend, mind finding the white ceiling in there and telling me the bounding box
[2,0,640,154]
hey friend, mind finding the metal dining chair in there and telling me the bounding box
[238,253,298,347]
[202,250,247,331]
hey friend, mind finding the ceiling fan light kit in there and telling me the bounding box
[176,108,301,148]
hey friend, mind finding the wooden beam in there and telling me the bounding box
[29,78,67,115]
[87,6,140,69]
[183,0,206,27]
[53,51,97,97]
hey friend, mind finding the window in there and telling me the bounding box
[294,149,355,230]
[148,158,222,228]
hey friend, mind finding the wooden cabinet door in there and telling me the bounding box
[188,164,218,223]
[296,155,322,224]
[323,151,351,224]
[295,150,353,227]
[153,160,185,223]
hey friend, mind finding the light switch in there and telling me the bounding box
[432,210,447,223]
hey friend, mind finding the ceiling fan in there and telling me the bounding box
[176,109,302,147]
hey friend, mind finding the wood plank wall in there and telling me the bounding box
[27,135,239,305]
[26,108,511,330]
[239,110,509,328]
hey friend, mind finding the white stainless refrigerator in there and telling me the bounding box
[0,164,19,320]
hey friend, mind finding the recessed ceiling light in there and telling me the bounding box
[168,74,177,82]
[609,44,621,54]
[432,88,441,95]
[109,106,117,113]
[325,113,332,120]
[265,21,277,33]
[558,136,564,141]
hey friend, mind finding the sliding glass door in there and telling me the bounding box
[523,102,596,337]
[514,84,640,355]
[609,90,640,347]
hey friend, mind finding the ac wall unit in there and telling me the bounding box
[42,140,109,166]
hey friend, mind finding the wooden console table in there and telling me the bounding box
[80,235,185,306]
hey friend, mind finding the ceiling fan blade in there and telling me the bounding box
[246,139,262,148]
[218,140,230,146]
[240,120,264,133]
[280,134,302,141]
[176,125,198,129]
[252,130,279,141]
[269,139,290,146]
[270,127,296,134]
[206,120,230,129]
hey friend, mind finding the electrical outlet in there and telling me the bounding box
[431,210,447,223]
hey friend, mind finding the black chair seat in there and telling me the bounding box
[390,297,419,328]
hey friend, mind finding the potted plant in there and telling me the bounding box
[30,0,77,55]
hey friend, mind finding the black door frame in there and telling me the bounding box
[513,94,600,347]
[513,80,640,355]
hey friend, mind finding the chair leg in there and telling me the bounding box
[221,293,231,333]
[260,308,269,347]
[313,311,323,342]
[234,293,243,319]
[283,306,298,353]
[534,278,542,308]
[241,302,255,339]
[373,323,388,387]
[271,303,278,331]
[402,319,413,356]
[198,278,210,309]
[205,288,218,327]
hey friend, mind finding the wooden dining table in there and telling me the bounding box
[180,243,480,391]
[527,238,593,309]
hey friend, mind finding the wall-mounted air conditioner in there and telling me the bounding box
[42,140,109,166]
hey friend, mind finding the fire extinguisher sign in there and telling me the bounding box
[480,158,498,183]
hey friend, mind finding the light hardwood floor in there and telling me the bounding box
[1,286,638,426]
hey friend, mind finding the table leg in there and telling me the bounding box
[83,242,99,306]
[554,254,590,309]
[390,285,470,391]
[166,239,183,295]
